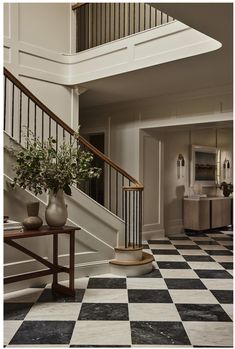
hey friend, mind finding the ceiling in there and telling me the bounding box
[80,3,233,110]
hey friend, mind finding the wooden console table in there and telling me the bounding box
[184,197,233,231]
[4,225,80,296]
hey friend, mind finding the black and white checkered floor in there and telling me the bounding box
[4,230,233,347]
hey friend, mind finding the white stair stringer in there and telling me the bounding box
[4,132,125,290]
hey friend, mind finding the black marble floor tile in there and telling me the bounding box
[220,262,233,270]
[225,245,233,250]
[174,245,201,250]
[176,304,232,322]
[213,237,233,241]
[37,289,85,302]
[69,344,131,348]
[127,268,162,278]
[169,236,191,240]
[183,255,214,262]
[128,289,173,303]
[131,321,191,345]
[10,321,75,345]
[87,278,126,289]
[142,244,150,249]
[196,241,219,245]
[78,303,129,320]
[151,249,180,255]
[206,231,223,234]
[205,250,233,256]
[195,270,233,279]
[30,283,47,288]
[186,232,207,237]
[148,240,170,244]
[4,303,34,320]
[211,290,233,304]
[165,279,206,290]
[149,240,172,244]
[157,261,191,269]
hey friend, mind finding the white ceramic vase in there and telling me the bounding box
[45,189,68,227]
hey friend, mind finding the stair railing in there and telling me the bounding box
[3,67,144,248]
[73,3,174,52]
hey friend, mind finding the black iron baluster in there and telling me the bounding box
[116,171,118,215]
[123,3,125,37]
[133,3,135,33]
[109,3,111,43]
[49,116,51,138]
[19,91,22,143]
[27,98,30,148]
[149,5,151,28]
[109,165,112,211]
[144,3,146,30]
[56,122,58,153]
[87,4,90,49]
[136,190,138,247]
[34,103,36,139]
[118,3,121,39]
[42,111,44,144]
[133,190,135,247]
[113,3,116,40]
[122,175,124,219]
[138,3,141,32]
[4,76,6,131]
[11,83,15,137]
[124,190,127,248]
[139,190,142,247]
[63,128,65,142]
[96,3,98,47]
[128,189,130,246]
[128,3,131,35]
[104,3,107,43]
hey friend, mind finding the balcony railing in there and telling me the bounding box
[73,3,174,52]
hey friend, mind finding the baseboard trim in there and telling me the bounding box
[142,229,165,240]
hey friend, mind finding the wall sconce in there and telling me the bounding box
[177,154,185,179]
[223,158,231,181]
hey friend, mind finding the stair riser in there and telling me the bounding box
[110,262,153,276]
[115,250,143,262]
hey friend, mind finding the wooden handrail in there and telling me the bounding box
[4,68,144,189]
[72,3,86,11]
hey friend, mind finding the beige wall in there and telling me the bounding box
[80,87,233,238]
[4,3,78,126]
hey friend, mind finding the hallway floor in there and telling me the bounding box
[4,230,233,347]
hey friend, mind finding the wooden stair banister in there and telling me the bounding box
[4,67,144,248]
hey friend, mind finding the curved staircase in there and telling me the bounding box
[3,67,154,277]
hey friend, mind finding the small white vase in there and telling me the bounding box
[45,189,68,227]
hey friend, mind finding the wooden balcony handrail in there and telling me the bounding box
[4,67,144,189]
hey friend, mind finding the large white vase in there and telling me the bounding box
[45,189,68,227]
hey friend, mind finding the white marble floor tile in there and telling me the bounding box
[211,255,233,262]
[25,302,81,321]
[128,303,181,321]
[221,304,233,320]
[187,261,224,270]
[70,321,131,345]
[83,289,128,303]
[154,255,185,262]
[169,290,218,304]
[228,270,233,276]
[4,321,22,345]
[199,245,227,250]
[160,269,199,279]
[90,273,125,278]
[4,288,43,303]
[149,244,176,250]
[46,277,89,289]
[127,277,167,289]
[178,249,208,255]
[201,279,233,290]
[183,321,233,347]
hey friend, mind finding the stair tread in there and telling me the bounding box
[110,252,154,266]
[115,246,143,251]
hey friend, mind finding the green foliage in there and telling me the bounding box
[8,130,101,196]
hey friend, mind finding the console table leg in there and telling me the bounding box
[53,234,58,286]
[69,231,75,291]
